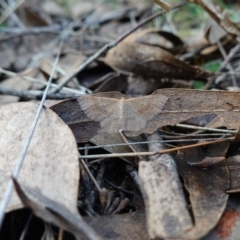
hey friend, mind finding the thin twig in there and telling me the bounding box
[0,0,25,24]
[0,67,88,95]
[80,158,101,192]
[219,44,240,71]
[0,25,62,42]
[176,123,237,133]
[0,87,81,100]
[78,137,231,150]
[0,37,65,228]
[54,2,186,93]
[80,138,233,159]
[216,40,238,87]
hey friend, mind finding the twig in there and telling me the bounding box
[175,123,237,133]
[0,67,88,95]
[80,138,233,159]
[216,40,238,86]
[0,25,62,42]
[0,87,81,100]
[80,158,101,192]
[219,44,240,71]
[0,0,25,25]
[78,137,232,150]
[54,2,186,93]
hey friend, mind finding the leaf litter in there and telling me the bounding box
[1,0,240,239]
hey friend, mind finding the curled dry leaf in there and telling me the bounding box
[104,41,208,80]
[13,178,101,240]
[0,102,79,214]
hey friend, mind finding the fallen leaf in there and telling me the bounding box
[13,178,101,240]
[176,141,230,239]
[202,193,240,240]
[139,132,193,239]
[0,102,79,213]
[226,155,240,193]
[104,41,208,80]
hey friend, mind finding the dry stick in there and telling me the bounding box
[54,2,186,93]
[219,44,240,71]
[80,158,101,192]
[81,138,233,159]
[176,123,237,133]
[78,137,232,150]
[216,40,238,87]
[0,25,62,42]
[0,67,87,95]
[0,38,65,228]
[0,0,25,24]
[0,87,80,100]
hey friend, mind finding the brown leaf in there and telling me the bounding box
[203,194,240,240]
[0,102,79,213]
[175,141,230,239]
[13,178,102,240]
[139,132,193,239]
[226,155,240,193]
[104,41,207,80]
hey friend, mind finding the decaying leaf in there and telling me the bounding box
[51,89,240,146]
[203,194,240,240]
[13,178,101,240]
[0,102,79,213]
[176,141,230,239]
[139,133,193,239]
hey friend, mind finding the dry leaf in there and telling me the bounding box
[226,155,240,193]
[139,133,192,239]
[176,141,230,239]
[13,178,101,240]
[0,69,44,106]
[41,1,66,16]
[0,102,79,213]
[203,194,240,240]
[104,41,207,80]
